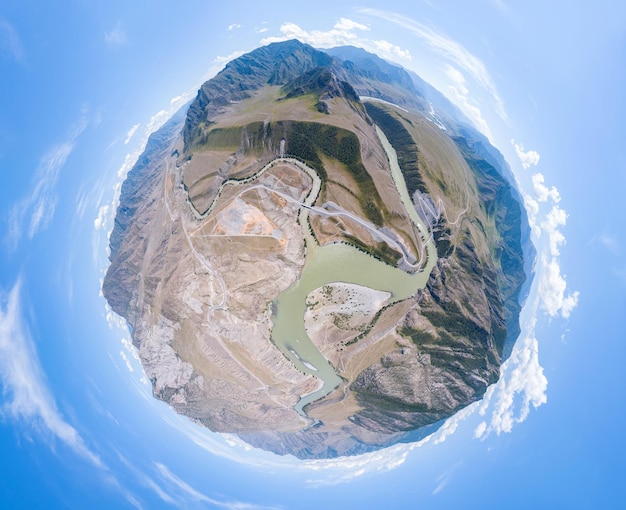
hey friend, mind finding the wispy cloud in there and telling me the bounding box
[7,113,88,249]
[432,461,464,496]
[104,22,127,47]
[0,18,25,62]
[512,139,541,169]
[359,9,508,122]
[141,461,282,510]
[598,232,620,256]
[228,23,242,31]
[254,21,269,34]
[154,463,208,503]
[0,280,101,466]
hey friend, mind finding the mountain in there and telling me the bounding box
[103,39,533,459]
[183,40,333,150]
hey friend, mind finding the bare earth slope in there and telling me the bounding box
[103,40,532,459]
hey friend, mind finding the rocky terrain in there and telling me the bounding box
[103,40,533,459]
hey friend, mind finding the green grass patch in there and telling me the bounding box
[192,125,242,151]
[283,121,386,226]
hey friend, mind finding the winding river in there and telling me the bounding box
[271,126,438,416]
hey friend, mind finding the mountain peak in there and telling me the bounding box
[183,40,334,149]
[282,67,359,100]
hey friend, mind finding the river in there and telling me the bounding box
[271,126,438,416]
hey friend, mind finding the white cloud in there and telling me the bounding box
[334,18,369,32]
[120,350,134,372]
[94,204,109,231]
[432,477,448,495]
[432,402,479,444]
[531,201,578,318]
[521,168,578,320]
[7,114,88,248]
[212,50,247,67]
[104,23,127,47]
[124,123,140,145]
[475,316,548,438]
[443,64,493,138]
[261,18,373,50]
[154,462,209,503]
[144,475,175,505]
[560,291,580,319]
[360,9,508,122]
[0,280,101,466]
[532,173,560,203]
[431,461,463,496]
[523,193,540,236]
[538,255,579,318]
[0,18,25,62]
[443,63,466,87]
[512,139,541,169]
[473,420,487,439]
[300,441,419,487]
[228,23,242,31]
[372,39,412,60]
[541,205,567,257]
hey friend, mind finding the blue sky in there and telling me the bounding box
[1,1,625,508]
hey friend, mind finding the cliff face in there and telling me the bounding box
[103,40,533,459]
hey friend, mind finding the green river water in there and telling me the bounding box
[271,126,438,415]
